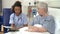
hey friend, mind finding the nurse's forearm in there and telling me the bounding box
[11,24,15,28]
[11,24,19,30]
[23,23,28,27]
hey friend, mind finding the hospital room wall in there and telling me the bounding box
[2,0,33,15]
[2,0,48,15]
[2,0,60,21]
[2,0,27,15]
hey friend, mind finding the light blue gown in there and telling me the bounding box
[29,15,55,34]
[9,13,27,28]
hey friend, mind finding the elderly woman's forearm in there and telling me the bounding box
[38,27,47,32]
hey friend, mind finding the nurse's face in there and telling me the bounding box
[37,6,46,15]
[14,6,21,14]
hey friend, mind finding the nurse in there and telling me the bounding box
[28,2,55,34]
[9,1,27,29]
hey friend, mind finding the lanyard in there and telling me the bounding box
[13,14,22,24]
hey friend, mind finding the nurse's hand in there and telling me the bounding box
[23,23,28,27]
[11,24,19,30]
[11,27,20,30]
[16,27,22,30]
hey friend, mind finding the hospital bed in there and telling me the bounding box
[5,27,50,34]
[4,7,60,34]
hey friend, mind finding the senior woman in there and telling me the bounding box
[28,2,55,34]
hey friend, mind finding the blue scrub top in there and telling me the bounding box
[9,13,27,28]
[29,15,55,34]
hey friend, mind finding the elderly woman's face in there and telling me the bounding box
[14,6,21,14]
[37,6,46,15]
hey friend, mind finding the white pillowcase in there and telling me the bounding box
[34,24,43,27]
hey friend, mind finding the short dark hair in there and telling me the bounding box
[12,1,22,13]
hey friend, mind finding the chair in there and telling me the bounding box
[3,8,12,33]
[3,8,12,26]
[0,16,3,31]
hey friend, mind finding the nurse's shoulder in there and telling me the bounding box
[10,13,15,18]
[21,13,27,18]
[21,13,26,16]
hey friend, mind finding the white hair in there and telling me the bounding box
[36,1,48,13]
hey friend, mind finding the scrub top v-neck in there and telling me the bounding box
[9,13,27,28]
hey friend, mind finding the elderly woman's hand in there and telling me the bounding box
[26,26,47,32]
[26,26,39,32]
